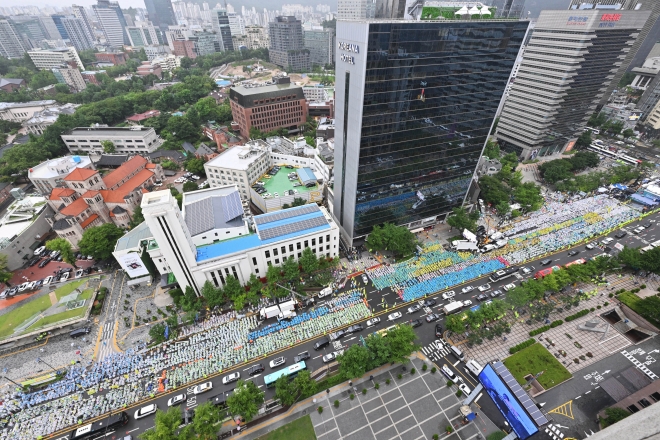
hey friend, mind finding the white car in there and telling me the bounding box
[585,243,596,250]
[134,404,157,419]
[441,290,456,300]
[441,364,457,381]
[191,175,200,180]
[366,317,381,327]
[26,281,37,290]
[43,276,53,285]
[167,394,186,406]
[18,282,29,292]
[461,286,474,294]
[458,383,471,396]
[222,372,240,385]
[477,284,491,292]
[193,382,213,394]
[520,266,533,275]
[322,351,341,363]
[269,357,286,369]
[503,283,516,292]
[154,183,163,187]
[602,237,614,245]
[462,300,473,307]
[75,269,83,279]
[61,272,69,282]
[388,312,402,321]
[362,274,368,284]
[174,178,185,183]
[33,246,45,256]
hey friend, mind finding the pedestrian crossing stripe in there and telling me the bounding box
[548,400,574,420]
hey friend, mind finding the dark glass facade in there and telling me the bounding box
[344,21,528,238]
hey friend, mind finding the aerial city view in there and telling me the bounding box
[2,0,660,439]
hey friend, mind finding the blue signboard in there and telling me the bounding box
[478,364,539,440]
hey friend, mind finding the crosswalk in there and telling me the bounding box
[420,341,450,362]
[97,322,115,361]
[621,349,659,380]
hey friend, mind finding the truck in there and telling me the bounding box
[277,310,297,321]
[442,301,464,315]
[259,299,297,320]
[454,242,479,252]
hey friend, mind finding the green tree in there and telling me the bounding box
[495,201,510,216]
[500,152,519,169]
[249,127,266,140]
[149,323,167,344]
[181,286,202,313]
[299,247,319,274]
[505,286,531,308]
[167,116,198,141]
[575,130,592,149]
[0,254,12,284]
[291,197,306,207]
[45,238,76,266]
[365,223,418,257]
[281,256,299,281]
[183,181,198,192]
[226,379,265,422]
[617,246,642,270]
[445,314,465,334]
[601,407,631,428]
[28,70,57,89]
[247,273,262,295]
[201,280,224,308]
[139,406,185,440]
[622,128,634,138]
[385,324,419,364]
[618,72,635,88]
[292,369,317,398]
[446,207,479,232]
[513,182,543,211]
[274,375,297,406]
[478,175,511,206]
[266,263,282,285]
[191,401,221,439]
[101,140,116,153]
[185,157,206,176]
[483,140,500,159]
[337,343,372,379]
[79,223,125,260]
[129,206,145,229]
[364,333,391,367]
[180,57,194,68]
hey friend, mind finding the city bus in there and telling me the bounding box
[69,412,129,440]
[489,267,518,283]
[263,361,307,388]
[587,145,641,166]
[534,266,561,279]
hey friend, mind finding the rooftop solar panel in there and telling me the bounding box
[254,204,318,225]
[259,215,328,240]
[221,191,244,221]
[493,362,549,427]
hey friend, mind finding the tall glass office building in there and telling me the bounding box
[333,18,529,243]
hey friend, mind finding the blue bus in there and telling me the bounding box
[263,361,307,388]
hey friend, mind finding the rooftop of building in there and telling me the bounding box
[0,100,56,110]
[0,78,25,87]
[64,167,99,181]
[182,186,245,236]
[93,154,129,168]
[195,204,331,262]
[114,221,153,252]
[261,166,319,195]
[126,110,160,122]
[64,126,155,136]
[0,196,48,249]
[101,168,154,203]
[28,155,92,180]
[205,145,267,171]
[23,103,80,124]
[230,81,302,97]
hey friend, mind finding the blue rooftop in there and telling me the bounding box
[297,167,316,185]
[195,204,331,262]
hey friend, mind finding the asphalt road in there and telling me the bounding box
[57,209,660,439]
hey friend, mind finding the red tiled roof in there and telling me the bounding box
[126,110,160,122]
[141,188,149,194]
[64,168,99,181]
[81,190,100,199]
[102,156,148,189]
[80,213,99,229]
[49,187,75,201]
[60,197,89,216]
[109,211,115,217]
[146,163,156,169]
[100,169,153,203]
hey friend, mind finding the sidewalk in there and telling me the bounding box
[233,354,502,440]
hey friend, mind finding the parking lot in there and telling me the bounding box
[310,357,498,440]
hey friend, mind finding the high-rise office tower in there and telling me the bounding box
[212,9,234,51]
[497,9,650,160]
[0,20,26,59]
[93,0,130,47]
[61,17,96,51]
[333,16,528,244]
[487,0,526,19]
[51,15,70,40]
[338,0,376,20]
[567,0,660,109]
[143,0,176,36]
[72,5,96,42]
[269,16,309,72]
[304,28,334,67]
[127,22,161,46]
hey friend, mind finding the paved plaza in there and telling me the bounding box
[309,357,499,440]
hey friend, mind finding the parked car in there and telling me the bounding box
[18,282,29,292]
[461,285,474,294]
[441,364,457,381]
[38,258,51,268]
[442,290,456,300]
[458,383,471,396]
[322,351,341,363]
[476,293,489,301]
[409,319,423,328]
[43,276,53,285]
[490,289,502,298]
[435,324,444,338]
[346,324,363,334]
[614,231,627,239]
[477,284,491,292]
[503,283,516,292]
[33,246,45,256]
[167,394,186,407]
[222,372,240,385]
[330,330,346,341]
[366,317,381,327]
[388,312,402,321]
[134,404,157,419]
[585,243,596,250]
[293,351,310,363]
[540,259,552,266]
[567,250,579,257]
[423,298,436,307]
[462,300,473,307]
[193,382,213,394]
[269,357,286,369]
[248,364,265,376]
[407,304,422,314]
[426,313,441,323]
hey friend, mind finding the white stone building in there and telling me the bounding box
[61,126,164,156]
[28,155,94,195]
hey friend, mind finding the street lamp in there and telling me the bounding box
[36,357,57,374]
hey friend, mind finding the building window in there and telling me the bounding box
[297,242,301,250]
[265,250,270,258]
[312,238,316,246]
[281,246,286,254]
[231,266,238,279]
[326,245,330,250]
[327,234,331,242]
[319,236,323,244]
[304,240,308,248]
[289,244,294,252]
[252,257,257,265]
[267,261,272,266]
[297,252,301,258]
[275,258,279,264]
[273,248,278,256]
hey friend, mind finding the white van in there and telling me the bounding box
[465,359,483,377]
[318,286,333,298]
[450,345,465,362]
